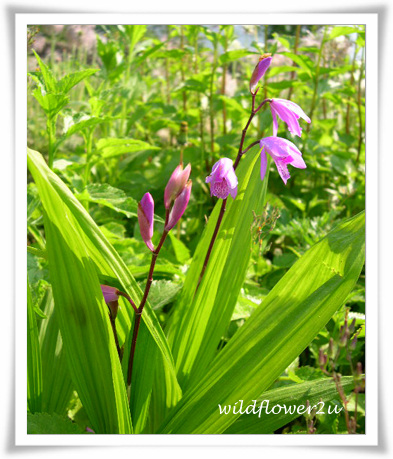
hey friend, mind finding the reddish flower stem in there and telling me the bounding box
[127,212,169,391]
[195,94,271,293]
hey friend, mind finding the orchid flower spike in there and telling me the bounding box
[269,98,311,137]
[137,192,155,251]
[260,137,307,185]
[250,53,272,94]
[164,163,191,209]
[206,158,238,200]
[165,181,192,231]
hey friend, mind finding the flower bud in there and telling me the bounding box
[318,348,327,367]
[100,285,119,319]
[164,163,191,209]
[137,192,154,251]
[165,180,192,231]
[250,53,272,94]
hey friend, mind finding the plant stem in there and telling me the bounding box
[345,43,358,135]
[127,226,169,390]
[356,46,365,163]
[109,313,122,360]
[47,117,56,169]
[209,39,219,158]
[287,25,301,101]
[195,95,270,292]
[307,26,328,132]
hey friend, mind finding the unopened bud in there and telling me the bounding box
[250,53,272,94]
[165,180,192,231]
[138,192,154,252]
[164,163,191,209]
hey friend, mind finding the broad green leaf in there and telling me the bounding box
[56,69,99,94]
[27,412,87,434]
[27,276,42,413]
[328,26,361,40]
[224,376,354,434]
[27,148,181,431]
[95,138,160,159]
[167,152,270,389]
[121,25,147,54]
[38,286,74,415]
[219,49,257,65]
[32,90,69,119]
[281,52,314,78]
[159,212,365,433]
[28,150,133,434]
[76,184,139,219]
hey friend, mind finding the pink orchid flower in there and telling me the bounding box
[260,137,307,185]
[269,98,311,137]
[206,158,238,200]
[137,192,154,251]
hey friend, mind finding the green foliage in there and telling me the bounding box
[27,24,365,435]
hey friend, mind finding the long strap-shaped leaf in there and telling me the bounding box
[38,286,74,415]
[29,154,133,433]
[224,376,354,434]
[27,147,181,430]
[27,277,42,413]
[167,152,269,389]
[158,211,365,433]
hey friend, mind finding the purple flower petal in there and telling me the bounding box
[260,149,268,181]
[274,159,291,185]
[269,99,311,137]
[259,136,307,184]
[206,158,238,200]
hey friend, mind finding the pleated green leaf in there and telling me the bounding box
[27,412,86,434]
[167,151,270,389]
[28,151,132,434]
[38,286,74,415]
[158,211,365,433]
[224,376,354,434]
[27,147,181,430]
[27,276,42,413]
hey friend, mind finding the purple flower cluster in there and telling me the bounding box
[206,55,311,195]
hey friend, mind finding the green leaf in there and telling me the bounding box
[95,138,160,159]
[27,147,181,432]
[224,377,354,434]
[328,26,361,40]
[76,184,139,219]
[56,69,99,94]
[28,149,133,434]
[27,276,42,413]
[32,90,69,119]
[166,152,270,389]
[219,49,257,65]
[159,212,365,433]
[38,286,74,415]
[27,412,87,434]
[32,50,58,93]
